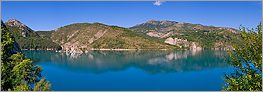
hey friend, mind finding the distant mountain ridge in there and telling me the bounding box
[130,20,240,49]
[3,19,241,53]
[130,20,238,33]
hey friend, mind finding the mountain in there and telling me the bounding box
[4,19,241,52]
[51,23,177,53]
[130,20,238,33]
[130,20,240,49]
[5,19,39,37]
[4,19,61,50]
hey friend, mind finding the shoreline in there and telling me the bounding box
[63,48,172,53]
[22,48,230,53]
[89,48,170,51]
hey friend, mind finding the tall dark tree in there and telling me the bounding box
[1,21,51,91]
[223,23,262,91]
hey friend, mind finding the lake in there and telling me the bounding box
[23,50,232,91]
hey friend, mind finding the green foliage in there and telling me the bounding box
[92,38,126,49]
[12,58,41,85]
[6,25,38,37]
[1,23,51,91]
[172,29,239,48]
[1,29,15,59]
[16,37,61,50]
[223,23,262,91]
[13,82,30,91]
[6,25,61,50]
[34,78,52,91]
[36,31,53,38]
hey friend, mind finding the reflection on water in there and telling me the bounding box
[23,50,231,91]
[23,50,229,74]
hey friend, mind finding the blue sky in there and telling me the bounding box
[2,1,262,31]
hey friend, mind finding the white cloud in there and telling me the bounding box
[154,0,164,6]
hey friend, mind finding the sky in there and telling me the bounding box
[2,1,262,31]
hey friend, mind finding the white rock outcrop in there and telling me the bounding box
[146,31,172,38]
[190,42,202,51]
[164,37,202,50]
[164,37,189,47]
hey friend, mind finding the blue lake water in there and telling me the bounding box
[23,50,232,91]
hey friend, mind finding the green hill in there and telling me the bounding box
[51,23,177,52]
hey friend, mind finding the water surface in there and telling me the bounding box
[23,50,232,91]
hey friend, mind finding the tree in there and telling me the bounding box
[223,23,262,91]
[1,21,51,91]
